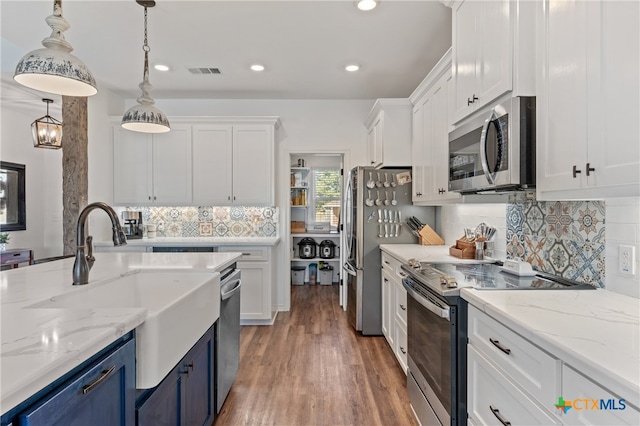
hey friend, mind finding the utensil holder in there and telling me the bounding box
[449,237,476,259]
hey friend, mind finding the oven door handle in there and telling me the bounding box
[480,108,499,185]
[403,280,450,321]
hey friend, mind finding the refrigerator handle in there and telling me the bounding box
[343,261,357,276]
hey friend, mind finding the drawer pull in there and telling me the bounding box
[384,260,390,265]
[489,338,511,355]
[399,272,407,278]
[82,365,115,394]
[400,346,406,354]
[399,304,406,311]
[242,253,251,256]
[490,405,511,426]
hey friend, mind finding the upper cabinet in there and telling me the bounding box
[364,99,412,168]
[192,122,276,205]
[113,117,278,206]
[451,0,535,124]
[113,124,192,206]
[536,0,640,200]
[410,50,460,205]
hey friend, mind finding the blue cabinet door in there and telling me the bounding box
[182,327,215,426]
[136,374,181,426]
[19,339,135,426]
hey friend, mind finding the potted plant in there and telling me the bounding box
[0,233,9,251]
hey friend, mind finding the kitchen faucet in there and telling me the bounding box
[72,202,127,285]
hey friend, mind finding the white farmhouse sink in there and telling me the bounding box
[28,270,220,389]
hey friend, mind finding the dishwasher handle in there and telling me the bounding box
[221,277,241,300]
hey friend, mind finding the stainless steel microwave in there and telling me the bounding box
[448,96,535,194]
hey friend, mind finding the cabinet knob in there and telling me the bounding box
[371,161,375,164]
[572,165,582,178]
[586,163,595,176]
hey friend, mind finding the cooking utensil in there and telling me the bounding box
[397,211,402,236]
[378,209,383,223]
[378,224,384,238]
[365,190,374,207]
[376,173,383,188]
[391,190,398,206]
[390,173,397,187]
[366,171,375,189]
[383,173,390,188]
[384,224,389,238]
[384,209,389,223]
[375,190,382,206]
[384,191,390,206]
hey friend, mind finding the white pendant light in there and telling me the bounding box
[32,99,63,149]
[14,0,97,97]
[121,0,170,134]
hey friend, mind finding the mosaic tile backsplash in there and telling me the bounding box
[506,193,605,287]
[126,206,279,238]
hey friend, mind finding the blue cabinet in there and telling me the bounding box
[18,338,136,426]
[136,325,215,426]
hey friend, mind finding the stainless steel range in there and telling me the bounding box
[401,261,595,426]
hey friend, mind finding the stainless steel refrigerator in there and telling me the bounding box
[343,166,435,335]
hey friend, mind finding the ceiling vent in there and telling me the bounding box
[187,67,221,75]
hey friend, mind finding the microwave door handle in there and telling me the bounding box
[480,109,498,185]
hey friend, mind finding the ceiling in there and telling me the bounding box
[1,1,452,101]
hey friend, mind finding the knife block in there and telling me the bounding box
[418,224,445,245]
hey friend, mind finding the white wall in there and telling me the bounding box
[0,85,63,259]
[605,197,640,298]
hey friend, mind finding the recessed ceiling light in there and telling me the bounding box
[356,0,378,11]
[251,64,265,72]
[154,64,170,72]
[345,64,360,72]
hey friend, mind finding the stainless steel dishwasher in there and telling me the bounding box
[217,263,241,413]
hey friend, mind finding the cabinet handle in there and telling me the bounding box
[82,365,116,394]
[489,338,511,355]
[399,272,407,278]
[438,188,445,194]
[400,346,406,354]
[572,165,582,178]
[180,362,194,376]
[586,163,595,176]
[228,196,231,201]
[384,260,390,265]
[415,192,422,197]
[490,405,511,426]
[384,278,389,282]
[242,252,251,256]
[148,196,151,200]
[399,304,406,311]
[467,94,478,106]
[371,161,375,164]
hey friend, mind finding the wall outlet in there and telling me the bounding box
[619,245,636,275]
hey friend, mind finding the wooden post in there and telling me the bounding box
[61,96,88,255]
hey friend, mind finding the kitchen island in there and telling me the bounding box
[0,252,240,423]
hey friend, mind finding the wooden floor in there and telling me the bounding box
[215,285,418,426]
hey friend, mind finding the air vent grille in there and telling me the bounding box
[187,67,221,75]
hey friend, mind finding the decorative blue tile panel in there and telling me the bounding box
[507,193,605,287]
[124,206,279,238]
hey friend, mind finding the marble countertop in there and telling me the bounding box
[462,288,640,410]
[379,244,498,264]
[94,236,280,247]
[0,252,241,416]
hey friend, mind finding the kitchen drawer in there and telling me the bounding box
[395,280,407,327]
[394,319,408,374]
[468,305,560,408]
[381,250,405,279]
[218,246,269,261]
[468,345,561,426]
[561,364,640,425]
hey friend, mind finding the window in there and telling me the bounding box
[309,168,341,229]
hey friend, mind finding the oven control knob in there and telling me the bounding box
[440,276,457,288]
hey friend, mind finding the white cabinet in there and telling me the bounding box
[467,305,561,425]
[113,124,192,205]
[218,246,275,324]
[364,99,412,168]
[380,249,408,374]
[410,50,460,204]
[536,0,640,200]
[561,365,640,425]
[192,122,276,205]
[450,0,535,124]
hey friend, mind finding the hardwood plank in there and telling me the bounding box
[215,285,418,426]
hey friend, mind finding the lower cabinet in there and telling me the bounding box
[380,250,408,374]
[18,338,136,426]
[136,325,215,426]
[218,246,274,324]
